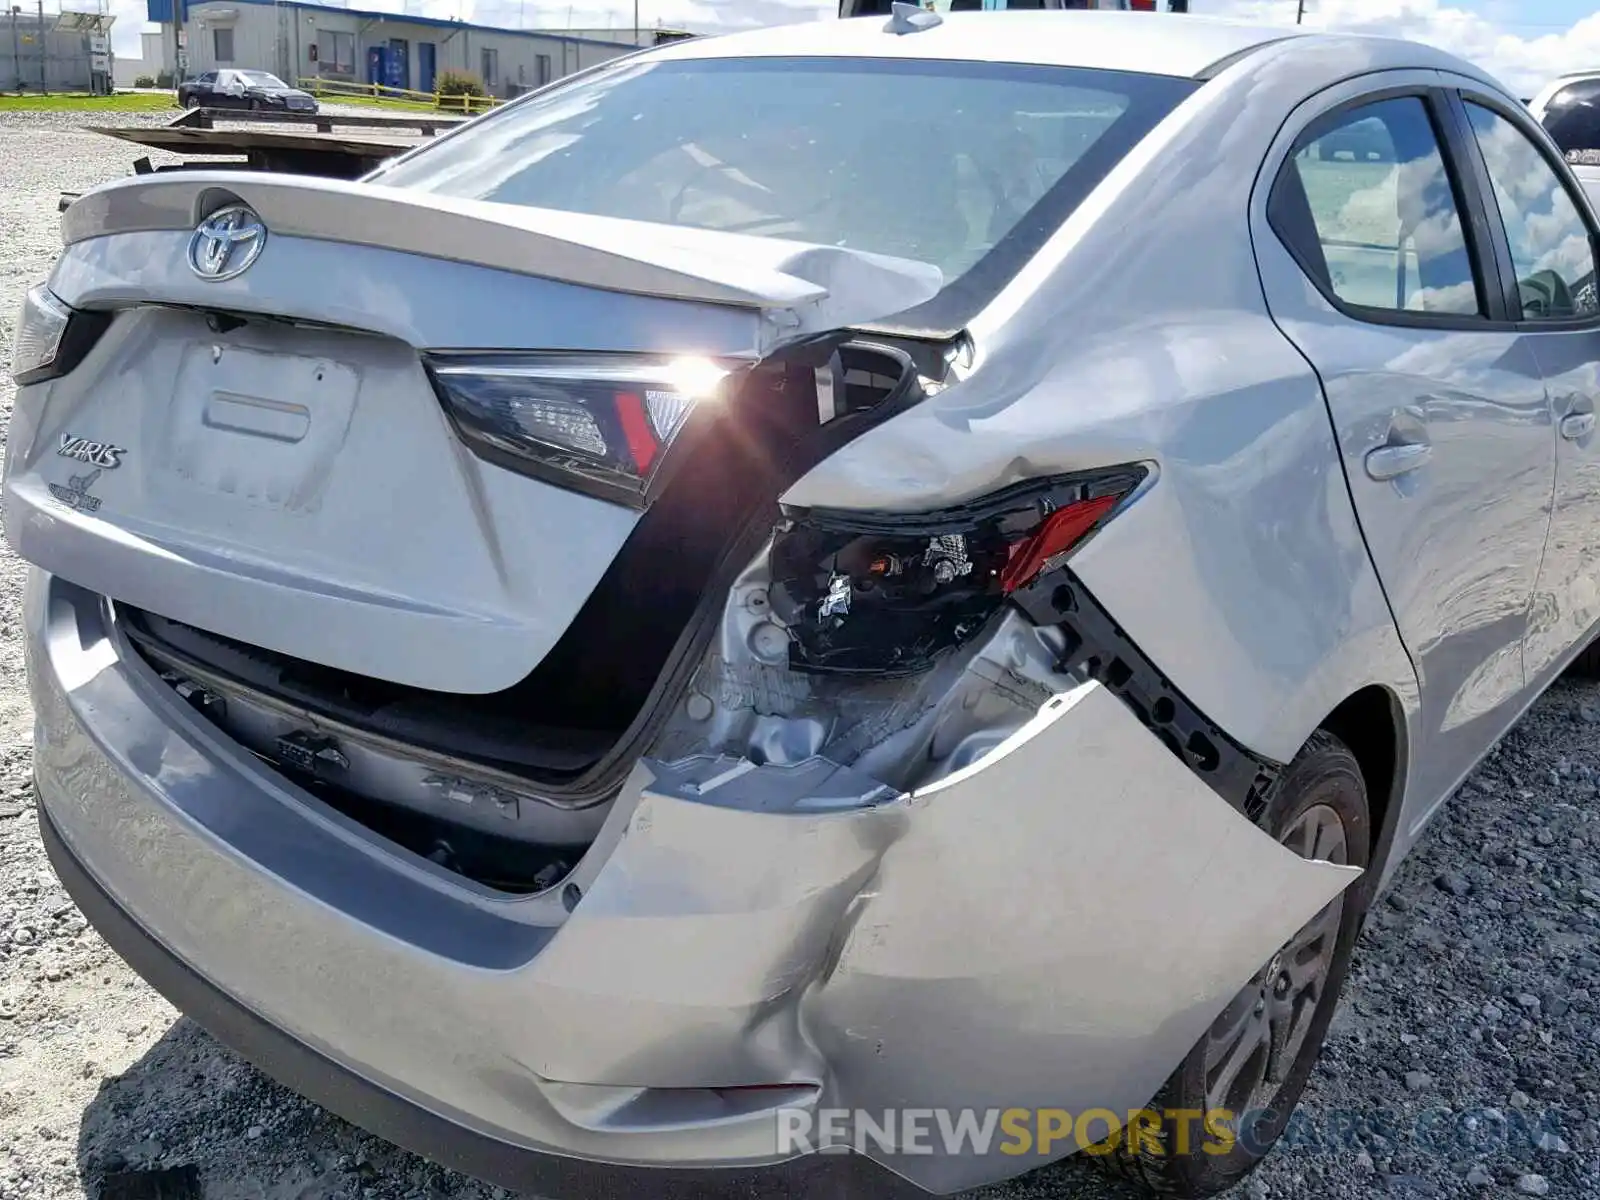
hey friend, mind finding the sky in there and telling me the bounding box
[94,0,1600,98]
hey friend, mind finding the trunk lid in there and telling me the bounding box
[58,172,943,344]
[6,173,939,695]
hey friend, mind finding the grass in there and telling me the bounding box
[310,91,448,115]
[0,91,176,112]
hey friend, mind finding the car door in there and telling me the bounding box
[1252,76,1555,830]
[1445,84,1600,684]
[194,71,217,105]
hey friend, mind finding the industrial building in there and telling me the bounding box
[3,7,115,93]
[141,0,641,99]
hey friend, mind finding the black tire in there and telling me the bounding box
[181,92,198,108]
[1096,730,1371,1198]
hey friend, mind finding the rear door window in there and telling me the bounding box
[1270,95,1484,319]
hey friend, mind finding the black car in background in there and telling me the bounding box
[1538,76,1600,156]
[178,70,319,113]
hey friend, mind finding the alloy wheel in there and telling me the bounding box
[1202,802,1348,1119]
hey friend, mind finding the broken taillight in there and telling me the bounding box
[997,493,1122,594]
[770,467,1147,676]
[425,353,738,508]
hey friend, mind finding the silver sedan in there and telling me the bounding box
[8,9,1599,1198]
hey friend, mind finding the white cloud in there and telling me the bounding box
[467,0,833,35]
[103,0,1600,98]
[1204,0,1600,97]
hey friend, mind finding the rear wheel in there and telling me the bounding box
[1097,730,1370,1198]
[182,92,199,108]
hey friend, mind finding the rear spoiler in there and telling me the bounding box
[59,171,943,339]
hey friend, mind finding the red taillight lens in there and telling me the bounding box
[999,493,1121,594]
[614,391,662,475]
[770,469,1145,676]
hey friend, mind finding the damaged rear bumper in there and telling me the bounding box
[29,570,1358,1195]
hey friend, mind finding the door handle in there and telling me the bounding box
[1561,412,1596,441]
[1364,442,1432,481]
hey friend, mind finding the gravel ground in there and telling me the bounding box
[2,107,1600,1200]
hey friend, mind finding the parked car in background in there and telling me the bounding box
[1525,74,1600,232]
[177,69,318,113]
[1531,71,1600,155]
[12,10,1600,1200]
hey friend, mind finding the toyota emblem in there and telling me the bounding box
[187,204,267,281]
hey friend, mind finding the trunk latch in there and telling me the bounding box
[276,731,350,775]
[160,671,227,721]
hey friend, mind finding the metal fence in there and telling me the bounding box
[297,76,503,114]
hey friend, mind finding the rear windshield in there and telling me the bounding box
[376,56,1197,332]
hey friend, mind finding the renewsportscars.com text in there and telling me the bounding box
[777,1105,1567,1159]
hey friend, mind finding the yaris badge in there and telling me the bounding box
[187,204,266,281]
[57,433,125,470]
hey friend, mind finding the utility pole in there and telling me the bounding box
[171,0,181,86]
[633,0,638,47]
[10,8,20,93]
[1296,0,1305,23]
[35,0,44,94]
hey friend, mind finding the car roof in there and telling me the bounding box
[647,12,1308,79]
[644,12,1503,86]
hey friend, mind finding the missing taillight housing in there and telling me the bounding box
[424,352,740,508]
[771,467,1147,676]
